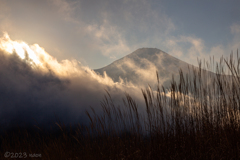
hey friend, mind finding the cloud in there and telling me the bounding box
[85,20,132,59]
[229,23,240,53]
[163,35,206,66]
[52,0,175,59]
[231,23,240,34]
[0,33,144,131]
[50,0,79,23]
[163,23,240,68]
[0,34,229,133]
[115,57,159,87]
[0,0,176,68]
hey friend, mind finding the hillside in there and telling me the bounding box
[95,48,200,88]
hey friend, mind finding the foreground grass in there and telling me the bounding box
[1,52,240,159]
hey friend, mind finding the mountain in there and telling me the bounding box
[94,48,211,88]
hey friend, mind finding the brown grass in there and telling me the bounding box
[1,51,240,159]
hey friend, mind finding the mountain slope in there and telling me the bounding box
[94,48,208,88]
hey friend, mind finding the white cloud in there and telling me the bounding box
[0,33,145,130]
[85,20,132,59]
[231,23,240,34]
[164,35,206,66]
[163,23,240,68]
[50,0,79,23]
[229,24,240,54]
[48,0,176,60]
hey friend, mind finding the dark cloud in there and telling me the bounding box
[0,33,223,134]
[0,47,144,132]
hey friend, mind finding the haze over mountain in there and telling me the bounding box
[95,48,200,88]
[0,32,231,132]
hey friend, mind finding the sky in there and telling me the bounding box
[0,0,239,69]
[0,0,239,131]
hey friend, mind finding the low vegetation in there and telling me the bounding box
[1,51,240,159]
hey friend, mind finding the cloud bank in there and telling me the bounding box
[0,32,235,133]
[0,33,144,131]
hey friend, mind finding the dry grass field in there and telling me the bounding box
[1,52,240,159]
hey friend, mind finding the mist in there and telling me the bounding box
[0,33,145,131]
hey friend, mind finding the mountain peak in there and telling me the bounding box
[94,48,195,87]
[128,48,164,57]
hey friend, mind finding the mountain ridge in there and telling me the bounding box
[94,48,210,88]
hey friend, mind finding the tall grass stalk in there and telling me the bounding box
[1,51,240,159]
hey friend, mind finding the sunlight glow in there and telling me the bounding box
[0,32,133,88]
[0,32,41,65]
